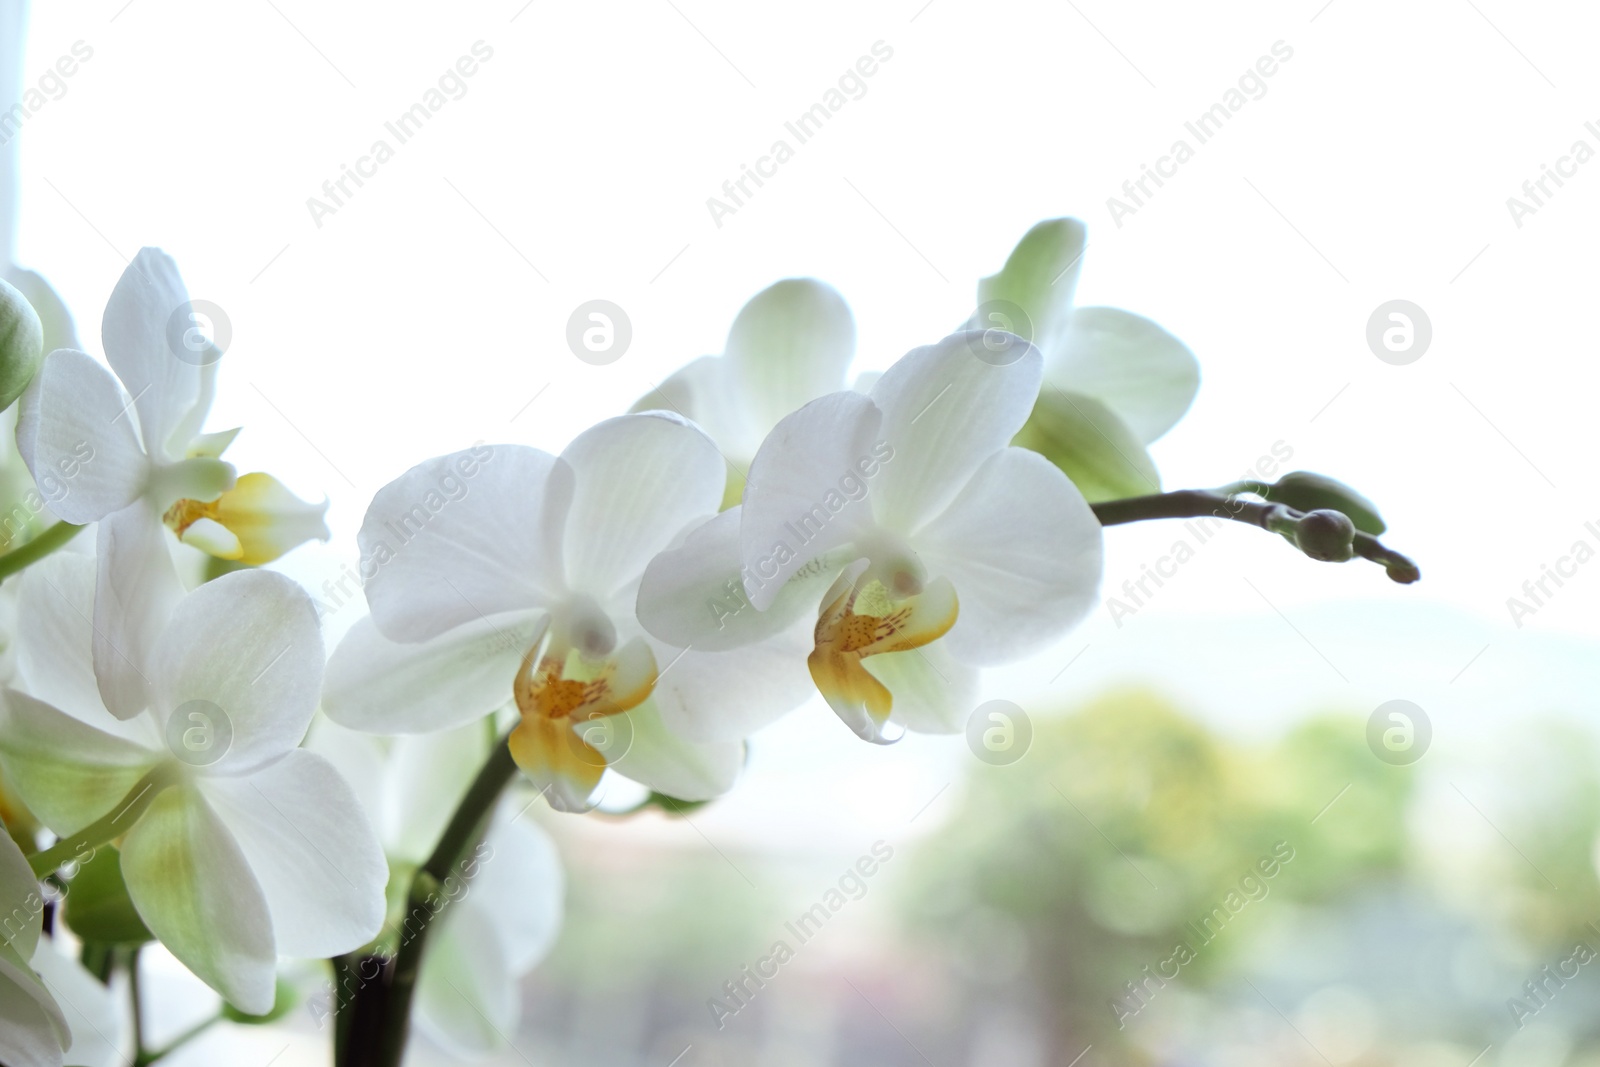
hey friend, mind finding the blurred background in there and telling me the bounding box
[9,0,1600,1063]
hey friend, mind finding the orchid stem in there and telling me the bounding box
[27,766,177,877]
[1089,488,1421,584]
[368,731,520,1067]
[0,521,83,583]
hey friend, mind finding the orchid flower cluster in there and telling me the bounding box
[0,220,1417,1067]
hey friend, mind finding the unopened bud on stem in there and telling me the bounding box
[1294,509,1357,562]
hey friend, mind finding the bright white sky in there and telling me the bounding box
[14,2,1600,1058]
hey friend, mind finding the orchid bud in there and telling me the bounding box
[1263,471,1386,535]
[0,276,43,413]
[1295,509,1356,562]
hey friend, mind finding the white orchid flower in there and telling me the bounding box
[632,278,855,505]
[0,829,69,1067]
[15,248,329,717]
[639,333,1104,742]
[322,413,812,810]
[976,218,1200,499]
[310,720,563,1057]
[0,553,386,1015]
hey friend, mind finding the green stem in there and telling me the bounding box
[0,521,83,582]
[28,765,177,877]
[129,944,147,1057]
[370,733,520,1067]
[1090,488,1421,584]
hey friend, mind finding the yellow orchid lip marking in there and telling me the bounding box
[807,570,958,743]
[507,637,658,808]
[163,471,329,565]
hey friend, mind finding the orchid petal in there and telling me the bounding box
[323,614,537,736]
[14,349,147,523]
[868,331,1043,534]
[92,502,181,720]
[637,507,839,651]
[0,689,158,836]
[974,217,1087,356]
[151,569,322,776]
[560,413,725,602]
[101,249,203,462]
[1051,307,1199,444]
[200,750,387,959]
[740,391,882,609]
[725,278,856,444]
[119,784,277,1014]
[360,445,568,644]
[915,447,1103,666]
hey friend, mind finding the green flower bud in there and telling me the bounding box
[1294,509,1356,562]
[0,276,43,413]
[1262,471,1386,535]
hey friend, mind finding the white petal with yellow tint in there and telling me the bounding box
[323,614,538,736]
[119,784,278,1014]
[209,472,330,564]
[508,714,605,813]
[915,447,1102,667]
[869,331,1042,534]
[1050,307,1198,444]
[559,413,725,603]
[360,445,570,644]
[509,638,657,812]
[15,349,149,524]
[176,516,241,559]
[808,567,959,743]
[740,391,882,609]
